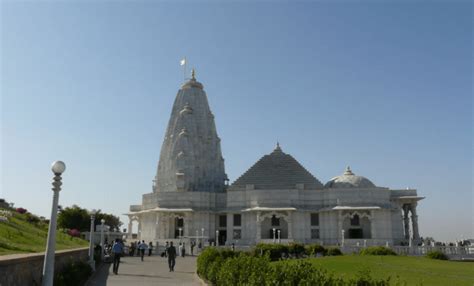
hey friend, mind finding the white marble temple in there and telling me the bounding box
[127,72,424,247]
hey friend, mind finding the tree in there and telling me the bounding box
[57,205,123,232]
[95,211,123,231]
[57,205,90,231]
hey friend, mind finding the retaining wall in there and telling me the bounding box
[0,247,89,286]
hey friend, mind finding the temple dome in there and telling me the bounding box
[231,143,324,190]
[325,166,376,189]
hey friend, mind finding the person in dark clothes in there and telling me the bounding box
[112,239,124,275]
[167,241,177,272]
[148,241,153,256]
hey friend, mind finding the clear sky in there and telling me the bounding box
[1,1,472,241]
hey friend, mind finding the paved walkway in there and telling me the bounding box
[86,255,202,286]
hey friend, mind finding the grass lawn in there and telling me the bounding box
[0,208,88,255]
[306,255,474,286]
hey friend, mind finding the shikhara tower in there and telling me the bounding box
[128,71,423,247]
[154,70,227,194]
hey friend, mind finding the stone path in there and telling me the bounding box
[86,255,201,286]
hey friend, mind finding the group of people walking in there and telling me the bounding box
[109,239,198,274]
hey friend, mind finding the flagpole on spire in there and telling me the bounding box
[180,57,187,81]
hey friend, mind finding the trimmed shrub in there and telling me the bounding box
[360,246,397,256]
[197,248,240,282]
[305,244,326,257]
[326,247,343,256]
[253,243,289,261]
[288,242,306,257]
[217,253,271,285]
[426,250,448,260]
[54,260,92,286]
[271,259,346,285]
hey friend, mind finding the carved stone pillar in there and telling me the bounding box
[128,217,133,238]
[137,217,142,240]
[287,212,293,240]
[338,211,343,241]
[154,213,160,240]
[256,212,262,242]
[410,203,420,241]
[370,210,376,239]
[403,205,410,240]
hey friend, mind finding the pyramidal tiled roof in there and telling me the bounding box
[231,144,324,190]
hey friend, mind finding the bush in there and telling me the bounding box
[68,229,81,237]
[16,207,27,214]
[426,250,448,260]
[326,247,343,256]
[25,213,40,224]
[217,253,271,285]
[272,259,346,285]
[288,242,306,257]
[197,248,240,282]
[305,244,326,256]
[253,243,289,261]
[54,260,92,286]
[360,246,397,256]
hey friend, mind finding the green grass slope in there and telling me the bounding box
[307,255,474,286]
[0,208,88,255]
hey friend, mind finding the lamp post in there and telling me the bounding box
[100,219,105,261]
[272,228,276,243]
[88,209,97,271]
[277,230,281,244]
[179,227,183,242]
[216,230,219,246]
[42,160,66,286]
[341,229,345,247]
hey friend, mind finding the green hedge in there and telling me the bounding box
[326,247,343,256]
[305,244,326,256]
[253,243,289,261]
[360,246,397,256]
[197,247,393,286]
[426,250,448,260]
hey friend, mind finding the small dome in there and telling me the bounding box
[325,166,376,189]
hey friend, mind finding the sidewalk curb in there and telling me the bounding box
[194,273,208,286]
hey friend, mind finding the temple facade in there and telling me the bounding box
[127,72,424,246]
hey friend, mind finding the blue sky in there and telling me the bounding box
[1,1,472,241]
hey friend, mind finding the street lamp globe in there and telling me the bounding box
[51,161,66,174]
[101,219,105,224]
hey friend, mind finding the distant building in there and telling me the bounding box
[127,72,424,246]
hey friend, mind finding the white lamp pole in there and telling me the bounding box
[88,209,97,271]
[273,228,276,243]
[100,219,105,260]
[277,230,281,244]
[179,227,183,242]
[42,161,66,286]
[216,230,219,246]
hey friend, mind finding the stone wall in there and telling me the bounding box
[0,247,89,286]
